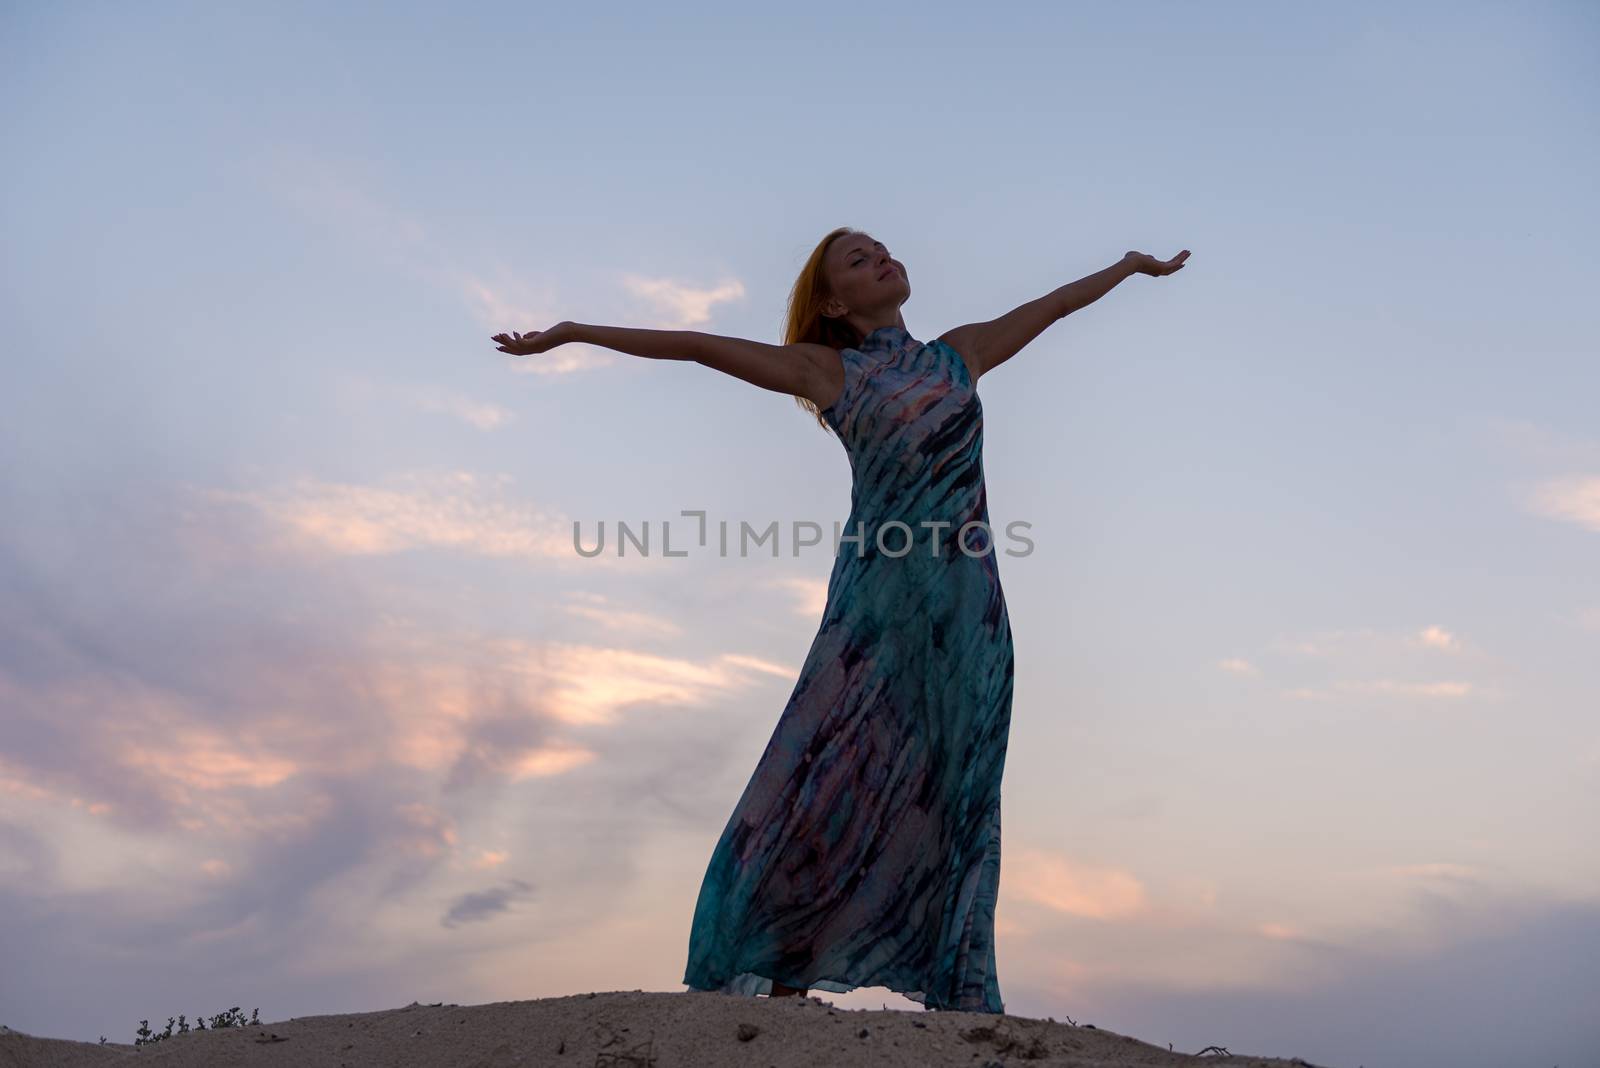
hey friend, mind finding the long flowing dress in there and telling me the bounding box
[681,324,1014,1013]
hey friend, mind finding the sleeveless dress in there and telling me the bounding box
[681,324,1014,1014]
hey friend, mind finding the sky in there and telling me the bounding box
[1,2,1597,1064]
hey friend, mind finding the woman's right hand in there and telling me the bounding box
[492,321,577,356]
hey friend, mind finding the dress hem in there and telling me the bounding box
[681,969,1004,1015]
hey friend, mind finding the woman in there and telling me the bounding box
[493,228,1188,1013]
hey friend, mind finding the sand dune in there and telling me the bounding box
[0,990,1331,1067]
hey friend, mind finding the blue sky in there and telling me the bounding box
[2,2,1597,1064]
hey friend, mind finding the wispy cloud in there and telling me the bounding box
[718,653,797,680]
[1251,625,1491,701]
[0,462,800,1040]
[1525,474,1600,533]
[766,575,830,619]
[1411,624,1460,651]
[1005,848,1148,920]
[1387,862,1482,883]
[201,469,576,561]
[254,148,746,377]
[1358,679,1476,698]
[441,879,534,928]
[617,273,746,329]
[1481,418,1600,532]
[535,644,783,726]
[560,591,683,638]
[402,385,516,431]
[1281,679,1479,701]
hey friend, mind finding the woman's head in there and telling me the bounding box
[783,226,910,429]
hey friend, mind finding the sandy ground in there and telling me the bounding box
[0,990,1334,1068]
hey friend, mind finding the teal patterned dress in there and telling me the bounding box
[682,325,1013,1013]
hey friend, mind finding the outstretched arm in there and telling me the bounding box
[938,249,1189,381]
[492,322,839,407]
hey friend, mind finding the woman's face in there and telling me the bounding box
[826,234,908,315]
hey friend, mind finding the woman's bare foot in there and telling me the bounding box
[770,980,809,997]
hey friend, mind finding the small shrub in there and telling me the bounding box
[134,1006,259,1045]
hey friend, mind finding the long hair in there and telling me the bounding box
[782,226,871,432]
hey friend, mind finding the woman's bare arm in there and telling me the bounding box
[938,249,1190,381]
[512,323,841,408]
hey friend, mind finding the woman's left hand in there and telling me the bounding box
[1124,250,1190,276]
